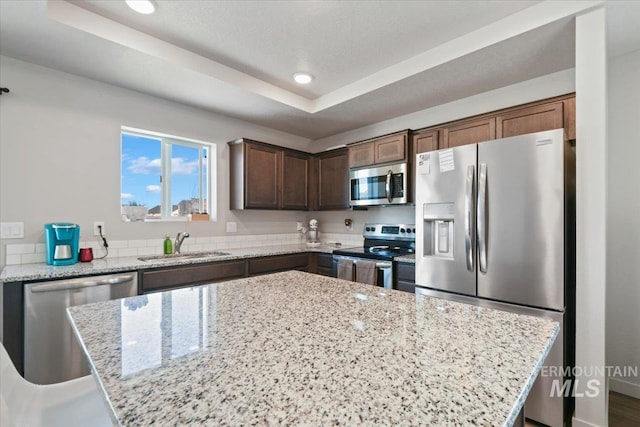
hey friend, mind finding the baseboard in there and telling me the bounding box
[609,377,640,399]
[571,416,602,427]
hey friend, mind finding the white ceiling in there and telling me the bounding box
[1,1,639,140]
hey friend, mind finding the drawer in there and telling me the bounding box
[248,253,309,276]
[142,261,246,292]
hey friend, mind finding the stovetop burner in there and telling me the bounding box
[332,223,415,261]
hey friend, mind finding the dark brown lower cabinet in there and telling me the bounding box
[140,253,317,293]
[309,253,335,277]
[141,260,246,293]
[395,262,416,293]
[248,253,309,276]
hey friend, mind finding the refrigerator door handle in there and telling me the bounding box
[465,165,475,272]
[478,163,488,273]
[385,169,393,203]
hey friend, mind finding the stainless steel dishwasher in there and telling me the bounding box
[24,272,137,384]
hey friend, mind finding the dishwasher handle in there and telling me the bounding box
[29,274,136,293]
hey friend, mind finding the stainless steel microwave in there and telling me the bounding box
[349,163,408,206]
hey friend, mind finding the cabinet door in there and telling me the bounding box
[412,129,439,154]
[309,253,335,277]
[281,150,309,210]
[245,143,281,209]
[248,253,309,276]
[496,102,564,139]
[317,149,349,210]
[142,261,247,293]
[442,117,496,148]
[395,262,416,293]
[374,133,407,164]
[349,143,375,168]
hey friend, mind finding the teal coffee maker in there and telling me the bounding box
[45,223,80,266]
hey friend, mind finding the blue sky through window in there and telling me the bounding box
[121,133,161,207]
[121,133,205,214]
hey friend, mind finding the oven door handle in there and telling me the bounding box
[373,262,392,269]
[372,261,393,289]
[385,170,393,203]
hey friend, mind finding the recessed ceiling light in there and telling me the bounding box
[293,72,313,85]
[126,0,156,15]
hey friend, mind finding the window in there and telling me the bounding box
[121,127,215,221]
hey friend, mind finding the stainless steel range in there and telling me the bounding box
[332,223,415,288]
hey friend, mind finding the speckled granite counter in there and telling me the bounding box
[0,244,340,282]
[68,271,558,426]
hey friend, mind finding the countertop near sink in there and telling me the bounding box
[0,244,341,282]
[68,271,559,426]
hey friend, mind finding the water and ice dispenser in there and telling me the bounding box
[422,203,455,258]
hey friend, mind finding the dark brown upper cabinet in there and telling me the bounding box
[281,150,309,210]
[441,117,496,148]
[412,129,439,155]
[229,139,309,210]
[348,131,409,168]
[314,148,349,210]
[496,102,564,139]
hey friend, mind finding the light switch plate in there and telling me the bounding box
[226,222,237,233]
[1,222,24,239]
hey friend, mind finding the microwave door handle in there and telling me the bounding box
[477,163,488,273]
[385,170,393,203]
[465,165,475,272]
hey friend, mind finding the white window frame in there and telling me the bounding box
[121,126,217,222]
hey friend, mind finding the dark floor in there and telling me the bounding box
[523,392,640,427]
[609,391,640,427]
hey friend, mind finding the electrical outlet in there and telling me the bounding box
[296,222,303,231]
[226,222,237,233]
[93,221,105,236]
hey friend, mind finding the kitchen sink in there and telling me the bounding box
[138,251,231,262]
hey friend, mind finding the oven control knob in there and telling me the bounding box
[400,228,406,233]
[365,227,371,232]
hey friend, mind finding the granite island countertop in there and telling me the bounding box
[68,271,558,426]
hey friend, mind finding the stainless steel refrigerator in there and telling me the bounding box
[415,128,575,426]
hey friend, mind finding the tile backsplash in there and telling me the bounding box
[3,233,363,265]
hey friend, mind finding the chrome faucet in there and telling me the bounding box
[175,232,190,254]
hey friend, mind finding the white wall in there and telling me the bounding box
[0,56,315,271]
[607,48,640,398]
[574,7,608,427]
